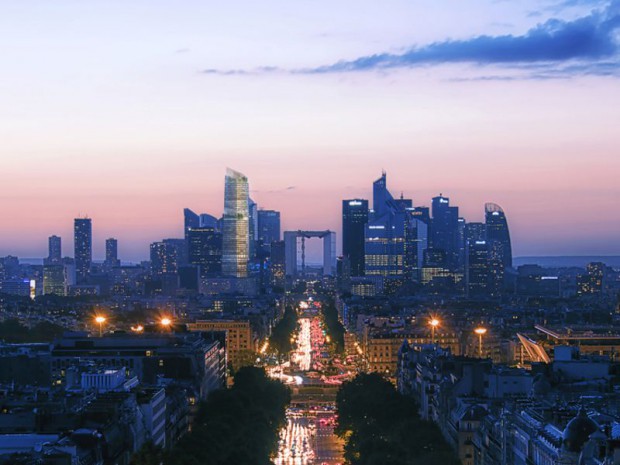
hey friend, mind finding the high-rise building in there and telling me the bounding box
[105,238,120,267]
[485,203,512,269]
[248,197,258,261]
[222,169,250,278]
[188,227,222,277]
[150,241,179,276]
[257,210,281,250]
[364,173,426,283]
[431,195,459,269]
[342,199,369,277]
[485,203,512,297]
[74,217,92,284]
[184,208,200,241]
[47,235,62,265]
[43,265,68,296]
[270,240,286,290]
[466,240,490,298]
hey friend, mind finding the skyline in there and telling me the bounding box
[2,167,619,262]
[1,0,619,261]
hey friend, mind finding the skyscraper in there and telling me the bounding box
[431,195,459,269]
[188,227,222,276]
[222,168,249,278]
[248,197,258,261]
[184,208,200,241]
[105,238,120,267]
[485,203,512,297]
[47,235,62,264]
[74,217,92,284]
[485,203,512,269]
[342,199,369,277]
[466,240,490,298]
[257,210,281,250]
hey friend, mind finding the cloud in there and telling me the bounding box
[306,2,620,74]
[203,1,620,79]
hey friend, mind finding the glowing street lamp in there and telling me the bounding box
[131,324,144,333]
[474,327,487,358]
[429,318,440,343]
[160,317,172,331]
[95,316,106,337]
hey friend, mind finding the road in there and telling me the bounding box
[273,298,345,465]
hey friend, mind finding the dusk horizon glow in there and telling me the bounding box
[1,0,619,262]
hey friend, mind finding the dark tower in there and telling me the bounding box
[342,199,369,277]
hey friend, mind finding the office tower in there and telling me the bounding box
[74,217,92,284]
[465,222,486,244]
[270,240,286,289]
[365,173,424,283]
[577,262,606,295]
[188,227,222,277]
[47,235,62,264]
[105,238,120,267]
[184,208,200,241]
[485,203,512,269]
[466,240,490,298]
[431,195,459,269]
[342,199,369,277]
[257,210,281,249]
[150,241,179,276]
[43,265,68,296]
[222,168,249,278]
[457,217,466,269]
[485,203,512,297]
[248,197,258,261]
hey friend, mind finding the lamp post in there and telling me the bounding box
[95,316,106,337]
[160,317,172,332]
[430,318,440,344]
[474,327,487,358]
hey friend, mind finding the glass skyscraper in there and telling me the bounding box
[342,199,368,277]
[74,217,92,284]
[47,235,62,264]
[257,210,281,249]
[222,168,249,278]
[485,202,512,269]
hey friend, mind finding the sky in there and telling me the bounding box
[1,0,619,262]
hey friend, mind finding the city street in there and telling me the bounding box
[273,298,345,465]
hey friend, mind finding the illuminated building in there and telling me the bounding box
[577,262,606,295]
[43,264,68,296]
[270,240,286,289]
[188,227,222,276]
[342,199,369,277]
[187,320,254,369]
[485,203,512,296]
[105,237,120,267]
[364,173,427,283]
[431,195,459,269]
[74,217,92,284]
[466,240,490,298]
[222,168,250,278]
[257,209,280,251]
[46,235,62,265]
[184,208,200,240]
[150,241,179,276]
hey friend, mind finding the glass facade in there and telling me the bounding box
[222,168,249,278]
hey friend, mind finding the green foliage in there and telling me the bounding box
[320,298,345,353]
[269,306,298,355]
[336,373,459,465]
[167,367,290,465]
[130,441,163,465]
[0,319,66,343]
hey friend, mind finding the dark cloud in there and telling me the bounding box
[203,1,620,79]
[306,2,620,74]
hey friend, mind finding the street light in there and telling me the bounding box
[160,317,172,331]
[429,318,440,343]
[95,316,106,337]
[474,327,487,358]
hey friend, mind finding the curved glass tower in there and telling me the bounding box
[485,202,512,268]
[222,168,249,278]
